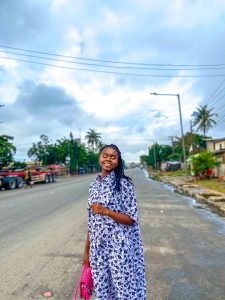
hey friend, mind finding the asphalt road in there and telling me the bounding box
[0,169,225,300]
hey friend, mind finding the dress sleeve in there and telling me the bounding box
[121,178,138,222]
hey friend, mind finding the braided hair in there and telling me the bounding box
[99,144,132,192]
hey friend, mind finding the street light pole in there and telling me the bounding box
[150,92,188,180]
[153,141,157,170]
[0,105,4,125]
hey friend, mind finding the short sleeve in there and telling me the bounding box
[121,178,138,222]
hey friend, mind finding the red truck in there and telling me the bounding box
[0,168,57,190]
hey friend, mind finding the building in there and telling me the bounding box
[206,138,225,176]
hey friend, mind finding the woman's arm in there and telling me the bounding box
[90,203,134,226]
[83,231,90,266]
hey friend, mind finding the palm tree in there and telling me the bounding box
[85,129,101,150]
[96,141,105,151]
[191,105,218,137]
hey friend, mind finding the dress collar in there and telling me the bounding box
[97,170,115,183]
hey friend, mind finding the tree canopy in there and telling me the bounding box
[0,135,16,168]
[27,131,102,173]
[85,128,101,150]
[141,143,173,169]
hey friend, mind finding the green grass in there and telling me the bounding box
[148,168,225,194]
[194,179,225,194]
[161,170,185,177]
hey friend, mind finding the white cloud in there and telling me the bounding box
[51,0,71,13]
[1,0,225,163]
[0,56,17,69]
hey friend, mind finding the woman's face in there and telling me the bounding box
[99,147,119,176]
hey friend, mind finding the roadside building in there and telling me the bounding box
[206,138,225,176]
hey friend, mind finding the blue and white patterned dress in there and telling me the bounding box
[88,171,146,300]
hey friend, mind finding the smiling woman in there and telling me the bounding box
[83,144,146,300]
[99,146,119,176]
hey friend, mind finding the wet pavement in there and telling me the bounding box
[135,169,225,300]
[157,174,225,217]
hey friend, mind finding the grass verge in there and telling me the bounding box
[193,179,225,194]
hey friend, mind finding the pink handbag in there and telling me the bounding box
[73,263,94,300]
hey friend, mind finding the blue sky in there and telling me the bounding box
[0,0,225,162]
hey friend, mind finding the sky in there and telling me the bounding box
[0,0,225,163]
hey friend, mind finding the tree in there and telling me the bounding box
[172,132,209,156]
[86,150,100,172]
[68,132,81,172]
[140,155,148,166]
[158,145,173,161]
[143,143,173,169]
[13,161,27,169]
[28,135,55,164]
[85,129,101,150]
[191,105,217,137]
[0,135,16,167]
[27,132,102,172]
[96,140,105,151]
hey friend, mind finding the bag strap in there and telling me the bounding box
[73,278,80,300]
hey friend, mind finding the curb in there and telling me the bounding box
[151,175,225,217]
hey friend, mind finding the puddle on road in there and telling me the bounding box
[143,169,153,180]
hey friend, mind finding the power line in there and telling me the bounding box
[213,102,225,117]
[2,49,225,72]
[2,44,225,67]
[214,118,225,128]
[215,112,225,124]
[180,79,225,134]
[181,78,225,118]
[2,55,225,78]
[206,80,225,109]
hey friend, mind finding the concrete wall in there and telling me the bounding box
[214,140,225,151]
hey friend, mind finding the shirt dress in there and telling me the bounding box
[88,171,146,300]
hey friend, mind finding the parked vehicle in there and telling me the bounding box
[0,168,57,190]
[165,161,181,171]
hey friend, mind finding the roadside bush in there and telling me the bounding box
[188,151,219,178]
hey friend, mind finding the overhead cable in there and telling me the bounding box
[2,49,225,71]
[2,56,225,78]
[1,44,225,67]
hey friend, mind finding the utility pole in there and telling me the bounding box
[190,120,193,154]
[153,141,157,170]
[177,94,187,178]
[66,143,71,176]
[0,105,4,125]
[168,136,175,154]
[150,93,188,180]
[79,128,81,142]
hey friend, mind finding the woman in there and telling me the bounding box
[83,144,146,300]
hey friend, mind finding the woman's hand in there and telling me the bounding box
[90,203,109,216]
[90,203,134,225]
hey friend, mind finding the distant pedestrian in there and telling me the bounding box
[83,144,146,299]
[24,167,32,188]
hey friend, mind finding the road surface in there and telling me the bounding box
[0,169,225,299]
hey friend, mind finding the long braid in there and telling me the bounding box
[100,144,132,191]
